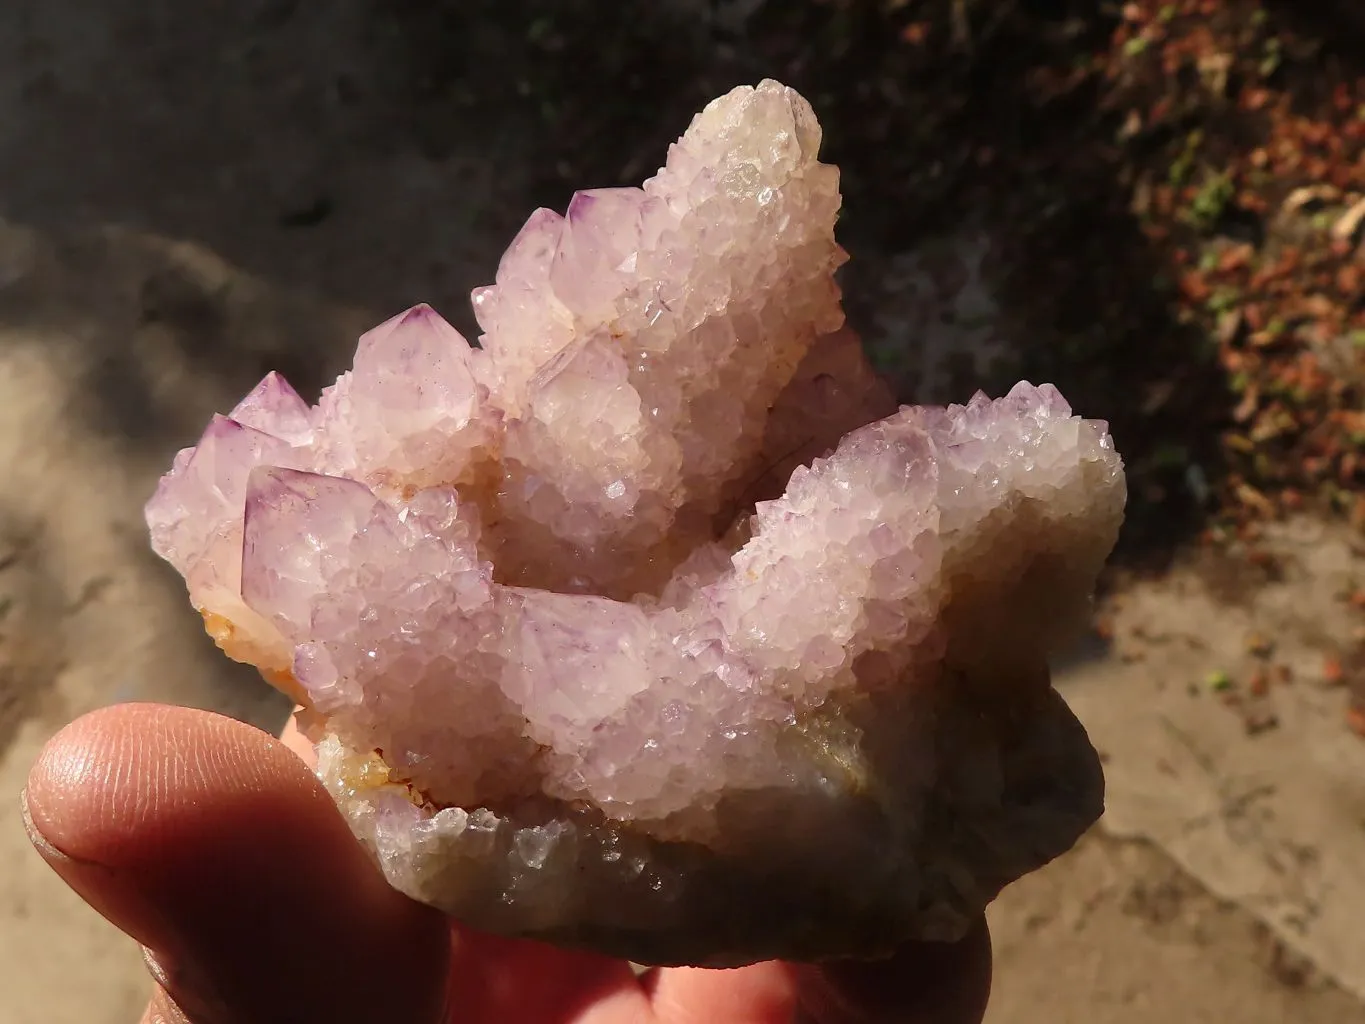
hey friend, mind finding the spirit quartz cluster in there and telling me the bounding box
[146,81,1125,966]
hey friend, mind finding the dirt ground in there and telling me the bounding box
[2,2,1364,1021]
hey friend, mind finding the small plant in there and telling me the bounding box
[1186,171,1235,231]
[1206,669,1234,692]
[1169,129,1204,187]
[1259,37,1282,79]
[1207,286,1241,315]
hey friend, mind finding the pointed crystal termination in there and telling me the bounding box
[316,303,494,492]
[144,80,1125,966]
[230,372,315,446]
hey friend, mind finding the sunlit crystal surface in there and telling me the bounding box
[146,81,1125,966]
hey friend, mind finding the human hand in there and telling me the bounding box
[22,703,992,1024]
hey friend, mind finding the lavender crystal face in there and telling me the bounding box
[146,81,1124,966]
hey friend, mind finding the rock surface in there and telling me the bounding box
[145,80,1125,965]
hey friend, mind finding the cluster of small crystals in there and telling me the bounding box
[306,379,1122,948]
[145,81,1126,945]
[149,365,1122,826]
[474,79,844,592]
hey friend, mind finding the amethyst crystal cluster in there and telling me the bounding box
[146,81,1125,966]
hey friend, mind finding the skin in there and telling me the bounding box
[22,702,992,1024]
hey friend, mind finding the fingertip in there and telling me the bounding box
[277,708,318,767]
[646,961,796,1024]
[23,702,450,1024]
[24,703,289,869]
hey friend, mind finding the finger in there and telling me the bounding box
[444,931,652,1024]
[23,702,451,1024]
[645,962,797,1024]
[277,711,316,766]
[790,918,993,1024]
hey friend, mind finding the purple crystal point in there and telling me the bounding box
[147,415,298,571]
[229,372,315,446]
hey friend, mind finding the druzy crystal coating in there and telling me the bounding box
[146,81,1125,965]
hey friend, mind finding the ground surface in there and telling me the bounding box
[2,1,1365,1021]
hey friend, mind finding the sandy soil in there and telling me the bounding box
[987,831,1362,1024]
[1,2,1363,1021]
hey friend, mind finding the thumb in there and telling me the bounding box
[22,702,450,1024]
